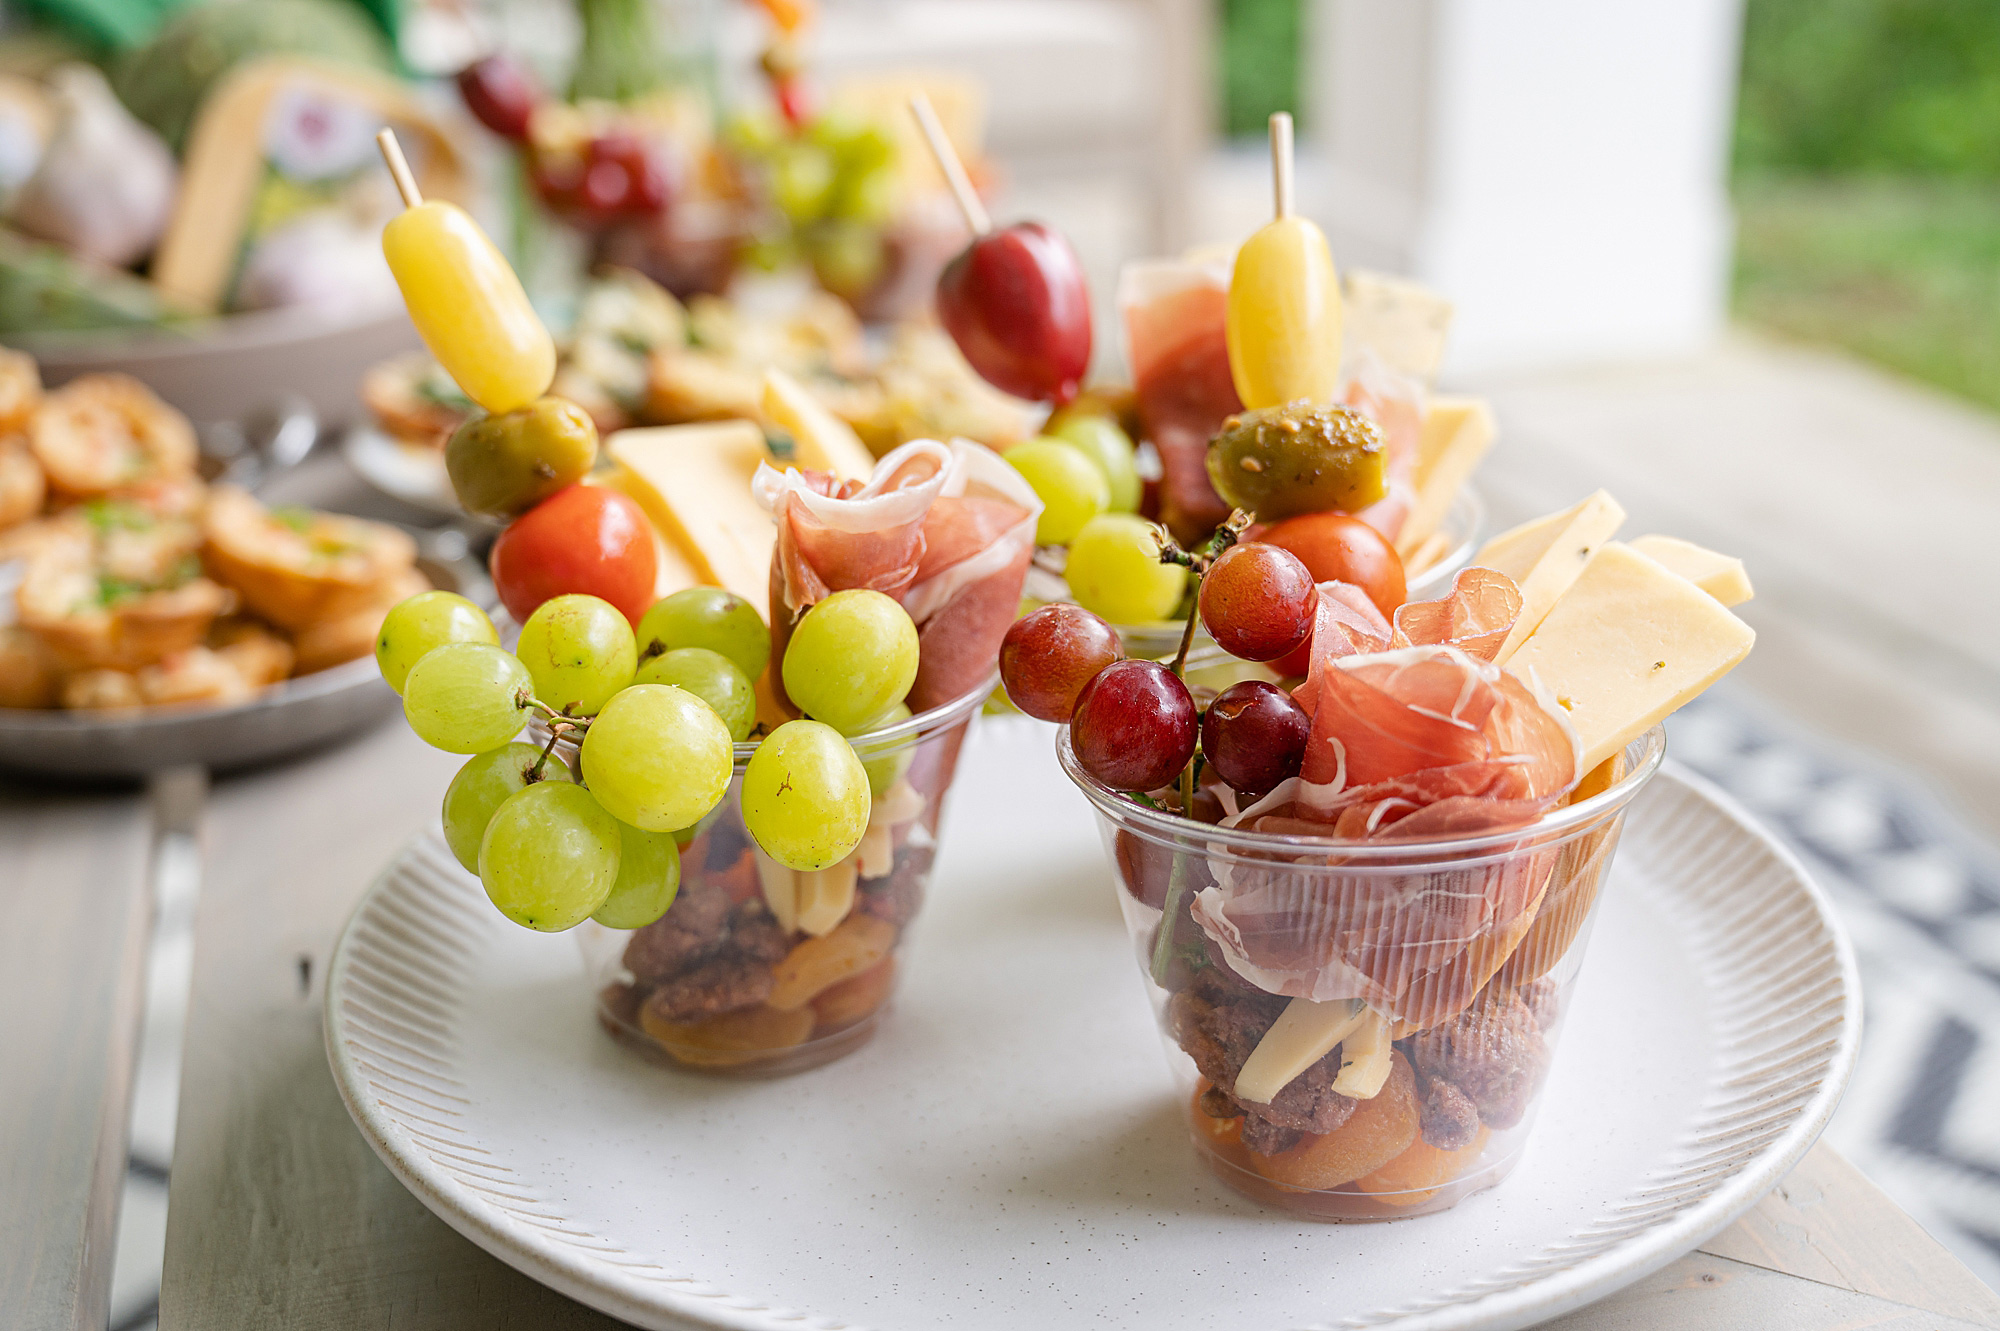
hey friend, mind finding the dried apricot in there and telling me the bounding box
[768,913,896,1011]
[639,1003,813,1067]
[1252,1050,1418,1192]
[1354,1127,1490,1207]
[810,955,896,1033]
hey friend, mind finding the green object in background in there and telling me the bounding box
[1736,0,2000,178]
[571,0,667,103]
[1218,0,1303,138]
[1734,177,2000,414]
[0,227,192,335]
[110,0,396,149]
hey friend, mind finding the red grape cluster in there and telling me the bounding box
[999,539,1324,803]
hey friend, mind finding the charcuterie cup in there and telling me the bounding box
[1060,721,1665,1218]
[579,674,992,1078]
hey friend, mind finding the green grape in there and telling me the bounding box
[580,684,734,832]
[1065,514,1189,624]
[1047,413,1142,514]
[636,587,770,680]
[741,719,872,871]
[1003,438,1109,545]
[591,820,682,929]
[725,110,784,158]
[780,588,918,732]
[808,221,886,296]
[477,782,621,931]
[831,154,898,224]
[441,742,575,873]
[403,644,532,753]
[773,143,835,223]
[514,594,636,717]
[634,647,756,741]
[844,701,912,798]
[375,591,498,695]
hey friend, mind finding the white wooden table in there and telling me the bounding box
[8,715,2000,1330]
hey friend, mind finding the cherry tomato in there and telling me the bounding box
[490,485,657,627]
[1259,512,1407,619]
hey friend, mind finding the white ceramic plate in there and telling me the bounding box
[327,719,1858,1331]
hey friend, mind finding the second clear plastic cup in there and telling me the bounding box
[1060,723,1663,1218]
[580,675,992,1077]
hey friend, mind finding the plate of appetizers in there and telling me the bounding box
[326,719,1856,1331]
[0,350,488,777]
[323,116,1847,1329]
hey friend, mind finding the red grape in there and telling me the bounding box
[457,56,540,142]
[999,604,1123,721]
[1201,680,1309,796]
[937,221,1092,405]
[1070,660,1197,792]
[1198,542,1316,662]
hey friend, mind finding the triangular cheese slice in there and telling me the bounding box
[762,368,877,481]
[608,423,777,620]
[1397,397,1494,556]
[1489,490,1626,662]
[1506,542,1754,773]
[1629,534,1753,607]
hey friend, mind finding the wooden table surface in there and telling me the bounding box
[9,714,2000,1331]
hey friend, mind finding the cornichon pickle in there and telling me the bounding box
[445,396,598,518]
[1205,400,1387,520]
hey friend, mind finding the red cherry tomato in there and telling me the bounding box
[490,485,657,627]
[1259,512,1407,618]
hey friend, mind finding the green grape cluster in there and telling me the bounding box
[378,583,932,936]
[726,108,901,298]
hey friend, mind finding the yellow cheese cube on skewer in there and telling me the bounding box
[1629,534,1755,607]
[1506,542,1755,774]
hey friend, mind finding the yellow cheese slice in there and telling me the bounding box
[1233,997,1365,1105]
[1329,1009,1392,1099]
[1397,398,1494,556]
[762,368,877,482]
[1507,542,1755,773]
[608,422,777,620]
[1491,490,1627,663]
[795,858,858,936]
[1344,269,1454,384]
[1629,534,1754,607]
[754,849,797,933]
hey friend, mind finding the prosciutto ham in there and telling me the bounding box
[1187,566,1584,1027]
[754,438,1041,713]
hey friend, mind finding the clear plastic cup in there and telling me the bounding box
[578,675,992,1078]
[1059,721,1664,1218]
[1024,487,1485,663]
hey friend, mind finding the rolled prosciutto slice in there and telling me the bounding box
[754,438,1042,713]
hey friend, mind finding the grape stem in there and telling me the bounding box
[527,727,566,782]
[1156,509,1252,681]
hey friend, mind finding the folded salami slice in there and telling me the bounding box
[754,439,1042,713]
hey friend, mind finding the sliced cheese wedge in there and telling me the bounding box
[755,849,798,933]
[1343,269,1454,384]
[1507,542,1755,773]
[1491,490,1627,663]
[762,368,878,481]
[1330,1009,1392,1099]
[609,422,778,620]
[1233,997,1365,1105]
[1629,534,1754,607]
[1398,398,1495,556]
[795,857,858,936]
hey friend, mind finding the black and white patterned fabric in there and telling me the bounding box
[1671,686,2000,1293]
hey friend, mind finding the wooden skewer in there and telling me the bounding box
[1269,111,1294,220]
[377,128,423,209]
[909,92,990,236]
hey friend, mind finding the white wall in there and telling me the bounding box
[1307,0,1747,375]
